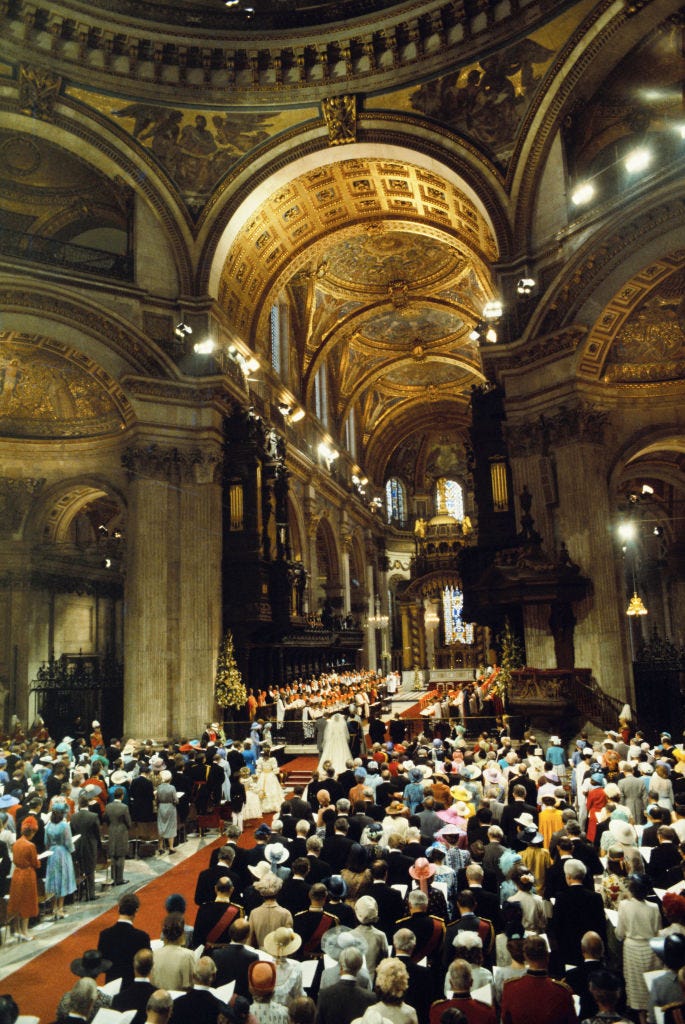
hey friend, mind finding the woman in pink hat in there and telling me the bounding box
[406,856,447,920]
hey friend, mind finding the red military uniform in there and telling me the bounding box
[430,994,497,1024]
[501,969,577,1024]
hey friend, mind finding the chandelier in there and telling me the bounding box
[367,597,389,629]
[626,591,648,617]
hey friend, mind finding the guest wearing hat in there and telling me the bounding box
[264,842,291,882]
[506,868,547,934]
[263,926,304,1007]
[45,804,77,920]
[615,874,661,1023]
[586,773,608,844]
[324,873,357,927]
[70,949,114,980]
[407,856,448,921]
[156,769,178,855]
[648,934,685,1021]
[545,736,566,768]
[320,927,372,990]
[348,895,387,983]
[151,913,197,991]
[248,960,288,1024]
[248,873,293,950]
[519,824,551,895]
[7,814,40,941]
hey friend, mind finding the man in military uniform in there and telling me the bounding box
[293,883,339,959]
[501,936,577,1024]
[394,889,445,986]
[430,959,497,1024]
[191,876,244,948]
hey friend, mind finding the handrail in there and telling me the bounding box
[0,227,134,282]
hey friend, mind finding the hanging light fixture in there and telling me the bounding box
[626,592,648,616]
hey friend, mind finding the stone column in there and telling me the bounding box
[303,491,320,616]
[509,403,632,702]
[122,443,222,737]
[340,526,352,615]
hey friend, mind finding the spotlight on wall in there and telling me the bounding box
[483,299,503,320]
[571,182,595,206]
[102,558,113,569]
[641,483,654,495]
[318,442,338,468]
[469,325,483,342]
[617,521,637,542]
[516,278,536,295]
[278,402,292,416]
[246,356,260,373]
[193,338,216,355]
[624,147,652,174]
[98,524,108,536]
[289,407,305,423]
[485,326,498,344]
[175,321,193,340]
[653,525,664,537]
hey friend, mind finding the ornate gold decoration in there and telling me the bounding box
[322,95,357,145]
[18,65,61,121]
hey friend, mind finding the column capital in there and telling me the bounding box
[122,443,221,484]
[506,400,610,458]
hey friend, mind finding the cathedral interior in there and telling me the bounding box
[0,0,683,740]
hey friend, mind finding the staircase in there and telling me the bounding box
[565,673,624,731]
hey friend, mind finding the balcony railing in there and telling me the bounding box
[0,227,134,282]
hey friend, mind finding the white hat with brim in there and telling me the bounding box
[249,860,272,880]
[262,926,301,958]
[608,818,636,846]
[514,812,537,828]
[264,842,290,865]
[321,925,368,960]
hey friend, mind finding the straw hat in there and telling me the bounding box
[386,800,408,816]
[263,926,302,958]
[248,860,273,880]
[110,770,129,785]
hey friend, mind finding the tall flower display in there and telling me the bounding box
[215,630,247,710]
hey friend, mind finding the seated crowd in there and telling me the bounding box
[3,714,685,1024]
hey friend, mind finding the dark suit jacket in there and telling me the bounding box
[370,881,405,940]
[171,988,227,1024]
[564,958,617,1020]
[467,885,502,934]
[322,833,354,873]
[500,801,539,846]
[194,863,242,904]
[305,854,331,883]
[316,977,378,1024]
[395,953,433,1021]
[279,876,311,915]
[112,980,156,1024]
[289,796,314,822]
[211,942,259,996]
[97,920,152,985]
[385,849,414,886]
[551,885,607,965]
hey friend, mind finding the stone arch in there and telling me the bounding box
[203,135,508,305]
[0,108,193,294]
[24,476,128,546]
[287,493,305,563]
[314,515,341,615]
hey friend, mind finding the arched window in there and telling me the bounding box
[270,302,290,381]
[344,407,357,459]
[442,586,474,645]
[314,365,328,426]
[435,477,464,520]
[385,477,406,525]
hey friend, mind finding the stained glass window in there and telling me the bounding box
[442,585,474,645]
[435,478,464,520]
[385,477,406,524]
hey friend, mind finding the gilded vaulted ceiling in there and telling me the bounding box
[218,157,493,479]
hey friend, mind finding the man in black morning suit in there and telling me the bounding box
[112,949,156,1024]
[97,892,151,986]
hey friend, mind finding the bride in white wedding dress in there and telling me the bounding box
[317,713,353,775]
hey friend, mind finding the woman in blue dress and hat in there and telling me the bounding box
[45,804,76,919]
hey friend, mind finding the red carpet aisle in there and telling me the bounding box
[2,831,229,1022]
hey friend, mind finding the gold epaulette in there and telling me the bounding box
[550,978,573,992]
[395,915,411,924]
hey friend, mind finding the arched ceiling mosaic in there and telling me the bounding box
[578,252,685,384]
[220,158,494,481]
[0,332,132,439]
